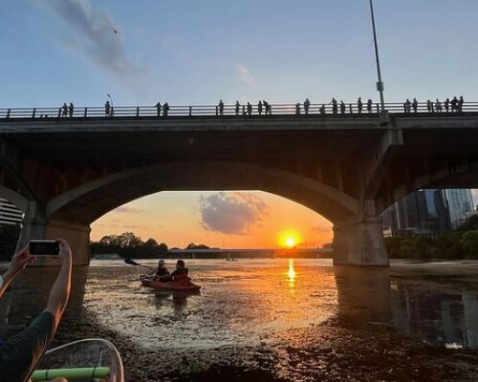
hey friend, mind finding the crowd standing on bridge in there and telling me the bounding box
[403,96,464,113]
[17,96,473,120]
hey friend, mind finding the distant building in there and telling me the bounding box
[0,198,23,226]
[443,189,475,229]
[382,189,474,236]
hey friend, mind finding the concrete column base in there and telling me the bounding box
[46,221,91,266]
[333,217,389,267]
[16,201,47,250]
[17,211,91,266]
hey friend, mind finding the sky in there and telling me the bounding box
[1,0,477,248]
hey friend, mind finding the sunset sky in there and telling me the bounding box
[1,1,478,248]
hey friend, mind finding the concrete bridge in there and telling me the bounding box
[1,102,478,266]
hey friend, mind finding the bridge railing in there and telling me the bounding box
[1,102,478,120]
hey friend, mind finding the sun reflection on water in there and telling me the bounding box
[287,258,296,288]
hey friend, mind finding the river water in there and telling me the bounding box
[1,259,478,381]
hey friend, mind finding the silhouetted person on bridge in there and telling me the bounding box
[263,100,271,115]
[404,99,411,113]
[340,100,346,114]
[451,96,458,112]
[331,98,338,114]
[155,102,162,117]
[68,102,74,117]
[218,100,224,116]
[320,104,326,115]
[412,98,418,113]
[427,100,433,112]
[304,98,310,115]
[435,99,442,112]
[235,101,240,116]
[458,96,464,112]
[105,101,111,117]
[367,99,373,113]
[444,98,450,112]
[357,97,363,114]
[61,103,68,117]
[247,102,252,116]
[163,102,170,117]
[258,101,263,115]
[295,103,301,115]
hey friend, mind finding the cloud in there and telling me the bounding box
[114,206,145,214]
[237,64,254,85]
[96,221,141,230]
[32,0,138,76]
[199,192,268,235]
[311,225,332,234]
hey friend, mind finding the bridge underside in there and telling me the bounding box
[2,113,478,267]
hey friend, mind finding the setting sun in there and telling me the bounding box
[278,230,302,249]
[285,236,296,248]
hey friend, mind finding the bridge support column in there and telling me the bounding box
[17,205,90,266]
[333,217,389,267]
[46,221,91,266]
[16,202,47,250]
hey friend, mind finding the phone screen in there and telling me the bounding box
[29,240,60,256]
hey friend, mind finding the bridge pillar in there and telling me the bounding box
[46,221,91,266]
[17,204,90,266]
[16,201,47,250]
[333,217,389,267]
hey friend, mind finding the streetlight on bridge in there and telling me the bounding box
[369,0,386,117]
[107,93,114,116]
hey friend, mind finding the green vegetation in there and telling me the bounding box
[385,214,478,260]
[90,232,168,259]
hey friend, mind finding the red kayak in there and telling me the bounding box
[140,274,201,292]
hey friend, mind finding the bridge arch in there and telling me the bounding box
[46,161,360,226]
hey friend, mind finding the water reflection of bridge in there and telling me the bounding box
[1,264,477,350]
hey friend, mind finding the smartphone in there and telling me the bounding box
[29,240,60,256]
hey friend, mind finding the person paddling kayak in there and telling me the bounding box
[171,260,188,278]
[151,260,169,278]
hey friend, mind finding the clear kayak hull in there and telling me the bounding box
[34,338,124,382]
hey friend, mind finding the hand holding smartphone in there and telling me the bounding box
[29,240,60,256]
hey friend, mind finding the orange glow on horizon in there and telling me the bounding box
[91,191,334,249]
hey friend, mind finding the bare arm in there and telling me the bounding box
[46,239,72,330]
[0,246,34,299]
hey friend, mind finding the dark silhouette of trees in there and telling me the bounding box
[90,232,168,259]
[457,214,478,232]
[186,243,210,250]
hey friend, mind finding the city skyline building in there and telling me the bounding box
[382,189,476,236]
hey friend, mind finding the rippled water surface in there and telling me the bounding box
[2,259,478,381]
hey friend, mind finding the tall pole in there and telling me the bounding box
[107,93,114,116]
[369,0,385,112]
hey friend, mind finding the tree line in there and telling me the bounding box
[90,232,168,258]
[89,232,211,259]
[385,214,478,260]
